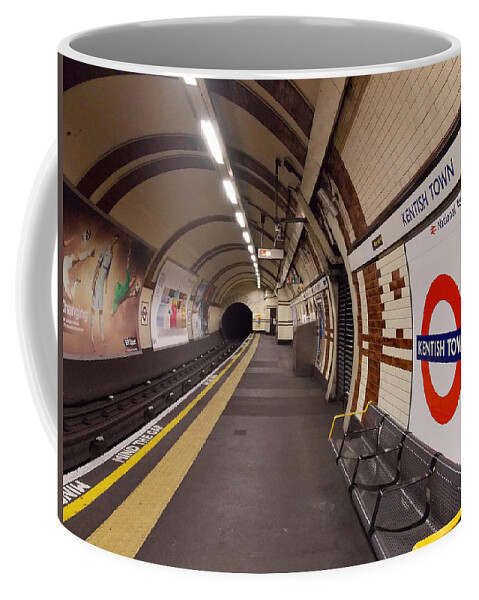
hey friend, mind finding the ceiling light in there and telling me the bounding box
[243,231,251,244]
[201,120,224,164]
[183,76,198,86]
[223,179,238,204]
[235,212,246,228]
[248,244,254,254]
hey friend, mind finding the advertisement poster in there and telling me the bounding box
[63,183,154,359]
[315,295,326,372]
[406,191,461,463]
[151,259,197,349]
[292,306,298,328]
[191,281,214,340]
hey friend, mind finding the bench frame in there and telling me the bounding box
[329,402,461,556]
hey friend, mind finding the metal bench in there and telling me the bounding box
[370,455,461,558]
[329,402,385,464]
[346,416,406,492]
[328,404,461,558]
[329,403,405,491]
[352,433,438,536]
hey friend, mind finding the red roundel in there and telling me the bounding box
[420,274,461,424]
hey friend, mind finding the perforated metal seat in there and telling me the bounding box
[352,432,437,536]
[371,455,461,558]
[338,415,405,489]
[329,403,384,462]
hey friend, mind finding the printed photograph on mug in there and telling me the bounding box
[59,24,460,571]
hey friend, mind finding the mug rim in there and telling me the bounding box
[58,15,461,80]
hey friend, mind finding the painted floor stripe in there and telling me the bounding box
[62,335,255,522]
[86,335,259,558]
[63,338,250,486]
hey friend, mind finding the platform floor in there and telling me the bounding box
[63,334,375,572]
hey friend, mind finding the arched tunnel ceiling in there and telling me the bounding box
[63,71,322,298]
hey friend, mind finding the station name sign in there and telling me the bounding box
[258,248,284,260]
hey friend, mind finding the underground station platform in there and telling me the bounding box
[63,334,376,572]
[61,51,461,572]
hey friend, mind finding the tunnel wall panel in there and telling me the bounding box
[350,244,412,428]
[64,329,225,405]
[208,305,223,334]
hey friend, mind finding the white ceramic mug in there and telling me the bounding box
[18,16,461,572]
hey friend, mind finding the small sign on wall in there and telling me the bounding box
[141,301,149,326]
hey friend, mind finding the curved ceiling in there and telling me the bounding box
[63,69,324,301]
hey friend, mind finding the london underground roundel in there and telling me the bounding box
[417,274,461,424]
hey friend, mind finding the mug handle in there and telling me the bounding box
[17,143,58,448]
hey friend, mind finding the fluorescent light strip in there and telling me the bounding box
[235,212,246,228]
[248,244,254,254]
[242,231,251,244]
[201,120,224,164]
[223,179,238,204]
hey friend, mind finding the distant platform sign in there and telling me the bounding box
[258,248,284,259]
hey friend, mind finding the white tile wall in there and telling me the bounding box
[337,57,460,227]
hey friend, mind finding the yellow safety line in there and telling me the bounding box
[412,509,461,550]
[86,334,259,558]
[328,401,373,439]
[63,335,255,522]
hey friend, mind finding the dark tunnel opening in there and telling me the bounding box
[221,302,252,341]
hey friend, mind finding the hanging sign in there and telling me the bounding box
[258,248,284,259]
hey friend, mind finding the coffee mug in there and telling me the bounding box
[19,16,461,572]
